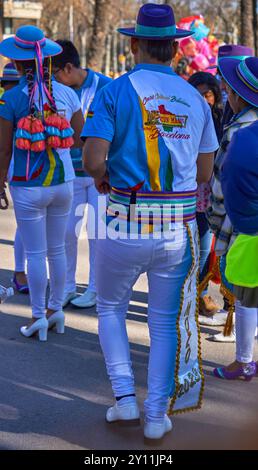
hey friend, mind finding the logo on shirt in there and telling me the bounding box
[145,105,188,132]
[87,111,94,119]
[0,99,5,106]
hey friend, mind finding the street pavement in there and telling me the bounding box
[0,199,257,450]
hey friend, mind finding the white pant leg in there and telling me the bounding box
[65,177,88,294]
[235,300,258,363]
[14,227,26,272]
[10,186,49,318]
[96,237,148,398]
[96,226,193,420]
[145,229,192,423]
[47,182,73,312]
[86,179,104,293]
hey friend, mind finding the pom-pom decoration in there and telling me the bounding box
[16,138,31,150]
[47,135,62,148]
[60,137,74,148]
[31,141,46,152]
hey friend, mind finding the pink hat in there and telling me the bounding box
[191,53,210,71]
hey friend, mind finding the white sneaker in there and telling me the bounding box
[20,317,48,342]
[106,402,140,423]
[199,310,228,327]
[62,292,77,308]
[71,290,96,308]
[0,285,14,304]
[209,330,236,343]
[144,415,173,440]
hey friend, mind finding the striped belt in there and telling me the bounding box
[107,187,197,224]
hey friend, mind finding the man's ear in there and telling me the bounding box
[131,37,139,55]
[65,63,74,74]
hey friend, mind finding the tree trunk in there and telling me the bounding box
[104,33,112,76]
[240,0,255,49]
[253,0,257,54]
[87,0,110,71]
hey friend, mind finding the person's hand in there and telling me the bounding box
[95,173,111,195]
[0,183,8,210]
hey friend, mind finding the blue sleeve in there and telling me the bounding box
[221,129,258,234]
[81,86,115,143]
[199,103,219,153]
[98,74,112,89]
[0,91,15,122]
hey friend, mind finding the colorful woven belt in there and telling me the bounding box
[107,187,197,224]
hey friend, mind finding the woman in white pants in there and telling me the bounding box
[0,25,84,341]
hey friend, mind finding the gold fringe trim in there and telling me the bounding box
[199,256,220,296]
[199,272,213,296]
[169,223,204,416]
[218,259,235,337]
[199,255,235,337]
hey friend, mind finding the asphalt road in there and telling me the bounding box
[0,199,257,450]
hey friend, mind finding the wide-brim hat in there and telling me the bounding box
[0,62,20,82]
[118,3,194,40]
[0,25,62,61]
[210,44,254,69]
[219,57,258,107]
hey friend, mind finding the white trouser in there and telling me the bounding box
[96,223,195,423]
[65,176,100,294]
[10,182,73,318]
[9,172,26,273]
[235,300,258,363]
[14,228,26,272]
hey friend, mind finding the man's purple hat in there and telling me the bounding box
[218,44,254,61]
[219,57,258,107]
[118,3,194,40]
[209,44,254,69]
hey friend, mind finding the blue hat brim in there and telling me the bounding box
[117,27,194,40]
[0,36,62,61]
[219,58,258,108]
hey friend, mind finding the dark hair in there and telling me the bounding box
[52,40,80,69]
[139,39,174,63]
[176,58,189,76]
[18,58,57,114]
[1,80,18,87]
[188,72,222,107]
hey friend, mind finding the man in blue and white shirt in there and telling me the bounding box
[82,3,218,442]
[52,41,111,308]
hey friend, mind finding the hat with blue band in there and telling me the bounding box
[118,3,193,40]
[219,57,258,107]
[0,25,62,61]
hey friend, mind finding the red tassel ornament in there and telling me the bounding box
[45,114,63,129]
[47,136,62,148]
[17,116,33,132]
[60,137,74,148]
[59,117,71,130]
[31,118,45,134]
[31,141,46,152]
[16,138,31,150]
